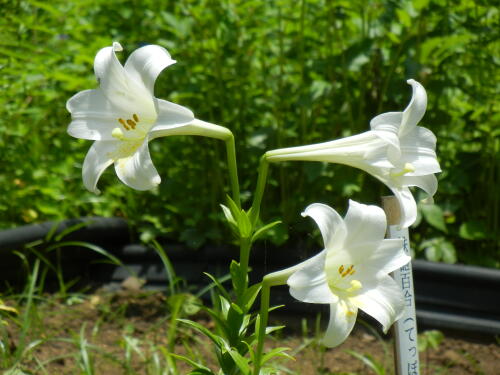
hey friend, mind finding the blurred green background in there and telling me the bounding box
[1,0,498,267]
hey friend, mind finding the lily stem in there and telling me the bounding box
[225,134,241,209]
[239,237,252,292]
[250,155,270,225]
[253,267,295,375]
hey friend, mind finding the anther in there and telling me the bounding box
[133,113,139,122]
[118,118,129,130]
[342,265,354,277]
[338,265,345,274]
[126,119,137,129]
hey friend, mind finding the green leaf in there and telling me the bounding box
[200,306,231,340]
[170,353,214,374]
[424,243,441,262]
[230,261,246,295]
[261,347,293,365]
[423,237,457,263]
[220,204,239,234]
[459,221,488,240]
[227,348,250,374]
[177,319,227,350]
[251,220,282,243]
[420,204,447,233]
[224,195,252,238]
[346,350,386,375]
[241,283,262,312]
[226,305,246,343]
[202,272,231,301]
[440,240,457,264]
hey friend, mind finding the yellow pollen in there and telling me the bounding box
[111,127,125,140]
[338,265,345,274]
[346,310,356,317]
[342,265,354,278]
[133,113,139,122]
[118,118,129,130]
[126,119,137,129]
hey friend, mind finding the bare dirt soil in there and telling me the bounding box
[3,289,499,375]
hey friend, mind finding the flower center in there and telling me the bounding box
[326,263,363,297]
[112,113,149,141]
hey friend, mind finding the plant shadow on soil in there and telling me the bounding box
[2,288,499,375]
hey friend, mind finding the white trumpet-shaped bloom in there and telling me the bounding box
[266,80,441,227]
[67,42,228,193]
[287,201,410,347]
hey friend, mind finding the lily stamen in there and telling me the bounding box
[126,119,137,129]
[118,118,130,130]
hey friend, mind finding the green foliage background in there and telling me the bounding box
[1,0,498,267]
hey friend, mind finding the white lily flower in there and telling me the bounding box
[266,80,441,227]
[287,201,410,347]
[67,42,229,193]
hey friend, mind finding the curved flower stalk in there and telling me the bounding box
[265,201,410,348]
[266,80,441,227]
[67,42,231,193]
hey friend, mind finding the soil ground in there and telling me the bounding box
[2,288,498,375]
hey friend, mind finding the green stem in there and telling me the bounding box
[253,281,270,375]
[239,237,252,292]
[250,155,270,225]
[180,118,241,209]
[225,134,241,209]
[253,265,300,375]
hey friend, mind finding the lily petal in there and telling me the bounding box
[301,203,346,250]
[399,127,441,176]
[343,200,387,247]
[401,79,427,136]
[67,89,122,140]
[82,141,116,194]
[402,174,438,202]
[153,98,194,127]
[151,118,232,141]
[114,140,161,191]
[124,44,176,95]
[352,275,405,333]
[391,187,417,228]
[361,238,410,276]
[323,299,357,347]
[288,250,338,304]
[94,42,155,118]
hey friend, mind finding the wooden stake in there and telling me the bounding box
[382,196,420,375]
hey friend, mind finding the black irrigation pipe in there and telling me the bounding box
[1,218,499,336]
[0,217,129,252]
